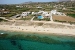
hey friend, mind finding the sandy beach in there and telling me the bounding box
[0,21,75,36]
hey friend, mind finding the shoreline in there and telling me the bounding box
[0,30,75,38]
[0,24,75,37]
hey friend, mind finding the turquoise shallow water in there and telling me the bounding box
[0,30,75,50]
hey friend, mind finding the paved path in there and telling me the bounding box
[0,17,9,21]
[30,16,35,21]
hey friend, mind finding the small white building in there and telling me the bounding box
[31,12,38,15]
[51,10,57,15]
[21,12,28,17]
[44,14,50,17]
[16,6,23,8]
[50,10,66,16]
[36,6,42,8]
[21,12,30,18]
[42,12,49,16]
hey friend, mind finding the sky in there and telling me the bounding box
[0,0,58,4]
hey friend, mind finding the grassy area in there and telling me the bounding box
[54,20,75,24]
[67,14,75,18]
[54,20,66,23]
[0,12,16,17]
[0,19,8,22]
[69,8,75,10]
[19,15,33,20]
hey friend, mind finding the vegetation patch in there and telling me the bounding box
[67,14,75,18]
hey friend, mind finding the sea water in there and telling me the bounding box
[0,30,75,50]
